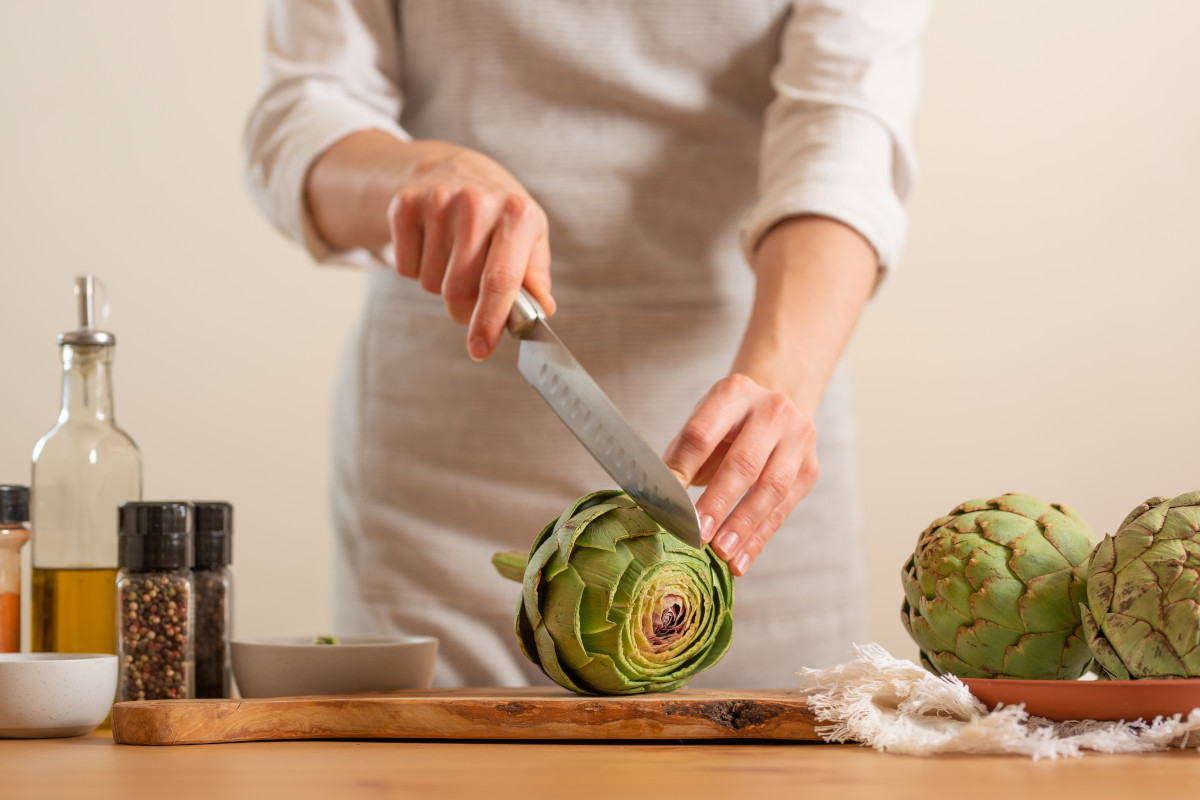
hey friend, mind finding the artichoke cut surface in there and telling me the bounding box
[494,490,734,695]
[901,493,1096,680]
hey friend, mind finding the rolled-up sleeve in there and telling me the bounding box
[242,0,409,264]
[739,0,928,275]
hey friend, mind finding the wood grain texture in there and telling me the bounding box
[110,687,822,745]
[12,730,1200,800]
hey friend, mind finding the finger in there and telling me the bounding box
[467,194,544,360]
[524,232,555,316]
[724,459,817,577]
[709,433,806,565]
[662,392,743,492]
[663,404,748,545]
[417,187,454,296]
[388,189,424,279]
[441,188,497,325]
[690,441,730,488]
[712,412,813,556]
[702,396,801,553]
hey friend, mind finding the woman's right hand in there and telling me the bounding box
[306,132,555,361]
[386,141,555,361]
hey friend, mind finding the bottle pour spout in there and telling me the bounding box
[76,275,96,330]
[59,274,114,347]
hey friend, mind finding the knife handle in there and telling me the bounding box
[506,287,545,338]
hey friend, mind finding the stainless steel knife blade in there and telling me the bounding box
[506,289,703,548]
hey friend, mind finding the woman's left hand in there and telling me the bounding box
[662,372,819,577]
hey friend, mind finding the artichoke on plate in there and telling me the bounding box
[901,493,1097,679]
[493,489,734,695]
[1080,491,1200,679]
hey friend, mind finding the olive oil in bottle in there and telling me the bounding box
[30,567,120,653]
[31,276,142,654]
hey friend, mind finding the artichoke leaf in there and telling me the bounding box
[956,619,1022,675]
[933,568,976,621]
[1081,604,1130,680]
[976,512,1038,548]
[992,493,1053,521]
[1018,570,1076,632]
[541,563,592,671]
[961,541,1012,583]
[966,576,1025,631]
[1125,629,1190,679]
[1007,528,1073,582]
[1109,557,1165,625]
[1111,525,1156,573]
[929,649,993,680]
[1001,630,1079,679]
[1162,598,1200,656]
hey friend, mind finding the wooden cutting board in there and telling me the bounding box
[111,687,824,745]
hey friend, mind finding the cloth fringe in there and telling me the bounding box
[797,643,1200,759]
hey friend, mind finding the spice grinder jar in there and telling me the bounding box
[116,501,194,701]
[192,501,233,699]
[0,486,31,653]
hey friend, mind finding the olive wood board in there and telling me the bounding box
[111,687,825,746]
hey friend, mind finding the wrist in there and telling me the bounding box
[305,132,455,251]
[733,215,877,416]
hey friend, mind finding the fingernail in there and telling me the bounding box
[733,553,750,575]
[700,515,715,543]
[714,531,739,557]
[468,337,489,361]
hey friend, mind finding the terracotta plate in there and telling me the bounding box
[963,677,1200,722]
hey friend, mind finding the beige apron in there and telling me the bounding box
[328,0,868,688]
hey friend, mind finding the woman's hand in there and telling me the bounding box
[661,215,879,577]
[305,132,555,360]
[387,143,554,360]
[663,374,818,577]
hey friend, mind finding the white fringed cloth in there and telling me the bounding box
[797,643,1200,759]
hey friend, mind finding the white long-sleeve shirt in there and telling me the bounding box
[242,0,927,688]
[245,0,925,276]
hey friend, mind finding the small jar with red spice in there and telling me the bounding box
[0,485,31,653]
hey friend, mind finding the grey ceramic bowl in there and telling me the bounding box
[231,635,438,698]
[0,653,118,738]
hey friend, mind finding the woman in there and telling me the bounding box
[243,0,926,687]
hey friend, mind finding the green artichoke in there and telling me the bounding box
[901,493,1097,679]
[493,489,734,695]
[1080,491,1200,679]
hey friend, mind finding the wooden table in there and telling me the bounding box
[3,729,1197,798]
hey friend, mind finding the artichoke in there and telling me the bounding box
[901,493,1097,679]
[493,489,734,695]
[1080,491,1200,679]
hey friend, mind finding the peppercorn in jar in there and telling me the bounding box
[117,501,195,701]
[192,501,233,698]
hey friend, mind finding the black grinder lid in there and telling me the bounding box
[0,485,30,524]
[193,501,233,569]
[118,501,193,571]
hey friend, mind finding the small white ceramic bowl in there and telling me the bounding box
[0,653,118,738]
[231,635,438,698]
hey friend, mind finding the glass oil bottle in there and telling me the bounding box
[31,275,143,655]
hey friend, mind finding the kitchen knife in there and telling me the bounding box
[506,288,704,548]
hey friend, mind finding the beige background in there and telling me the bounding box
[1,2,1197,669]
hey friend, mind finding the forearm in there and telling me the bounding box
[733,215,878,418]
[304,130,454,252]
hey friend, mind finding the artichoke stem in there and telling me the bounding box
[492,550,528,583]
